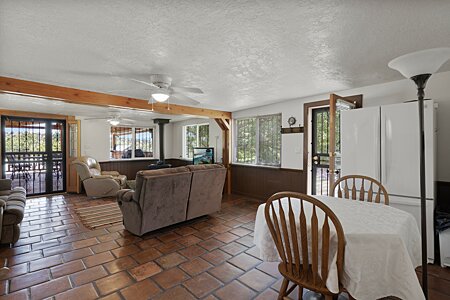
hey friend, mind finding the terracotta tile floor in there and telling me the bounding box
[0,193,449,300]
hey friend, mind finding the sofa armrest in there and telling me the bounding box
[3,194,26,225]
[117,189,134,203]
[102,171,120,176]
[0,179,12,191]
[11,186,26,195]
[92,175,114,179]
[0,199,6,208]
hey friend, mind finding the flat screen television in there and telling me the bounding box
[193,147,214,165]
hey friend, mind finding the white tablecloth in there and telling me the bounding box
[254,195,424,300]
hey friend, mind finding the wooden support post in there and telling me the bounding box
[215,118,232,194]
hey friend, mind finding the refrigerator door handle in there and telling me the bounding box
[381,110,391,185]
[376,107,381,180]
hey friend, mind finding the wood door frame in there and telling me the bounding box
[66,119,81,193]
[302,95,363,192]
[303,99,329,192]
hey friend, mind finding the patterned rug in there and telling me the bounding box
[75,202,123,229]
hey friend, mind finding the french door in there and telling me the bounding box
[311,107,331,195]
[1,116,66,195]
[310,94,357,195]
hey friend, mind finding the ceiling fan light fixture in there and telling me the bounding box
[152,92,170,102]
[109,119,120,126]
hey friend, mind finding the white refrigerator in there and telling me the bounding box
[341,101,436,262]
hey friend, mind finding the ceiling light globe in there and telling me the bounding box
[152,93,170,102]
[109,120,120,126]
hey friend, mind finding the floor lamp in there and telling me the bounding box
[389,47,450,299]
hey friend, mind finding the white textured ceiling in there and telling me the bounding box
[0,93,194,124]
[1,0,450,112]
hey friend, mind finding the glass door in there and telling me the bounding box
[311,107,331,195]
[310,95,356,195]
[1,116,66,195]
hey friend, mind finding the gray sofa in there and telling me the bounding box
[117,164,226,236]
[0,179,26,244]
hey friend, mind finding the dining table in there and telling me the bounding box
[253,195,424,300]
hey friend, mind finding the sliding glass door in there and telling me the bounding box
[1,116,66,195]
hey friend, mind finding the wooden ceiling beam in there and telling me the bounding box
[0,76,231,119]
[214,118,230,131]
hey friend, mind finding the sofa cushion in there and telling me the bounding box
[186,165,226,219]
[137,166,190,178]
[134,167,190,202]
[89,168,101,176]
[186,164,224,171]
[138,171,192,234]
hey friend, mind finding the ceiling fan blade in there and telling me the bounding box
[121,118,136,123]
[61,70,116,76]
[171,85,204,94]
[58,69,154,78]
[106,89,135,93]
[171,93,200,106]
[84,117,110,120]
[130,78,158,88]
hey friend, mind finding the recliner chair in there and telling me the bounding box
[72,156,127,198]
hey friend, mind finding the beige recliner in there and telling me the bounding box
[73,156,127,198]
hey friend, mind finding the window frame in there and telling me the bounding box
[182,123,210,159]
[110,126,155,160]
[233,113,282,167]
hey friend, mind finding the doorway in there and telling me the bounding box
[1,116,66,195]
[304,94,363,195]
[311,107,332,195]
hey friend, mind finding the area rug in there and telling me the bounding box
[75,203,123,229]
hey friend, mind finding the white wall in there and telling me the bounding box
[78,118,171,162]
[169,118,223,162]
[79,119,111,161]
[232,70,450,181]
[77,117,224,163]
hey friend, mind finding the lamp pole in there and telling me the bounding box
[411,73,431,299]
[389,47,450,300]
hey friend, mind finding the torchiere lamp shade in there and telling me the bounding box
[388,47,450,78]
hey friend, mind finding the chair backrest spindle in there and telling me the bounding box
[331,175,389,205]
[264,192,345,294]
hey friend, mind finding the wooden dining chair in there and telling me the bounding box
[330,175,389,205]
[264,192,346,300]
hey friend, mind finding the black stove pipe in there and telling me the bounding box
[151,119,171,168]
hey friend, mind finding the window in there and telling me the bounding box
[235,114,281,166]
[183,124,209,158]
[110,127,154,159]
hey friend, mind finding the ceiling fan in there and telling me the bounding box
[85,114,135,126]
[61,70,204,106]
[129,74,204,106]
